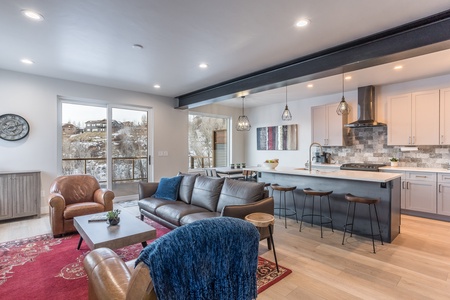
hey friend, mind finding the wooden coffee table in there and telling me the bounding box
[73,211,156,250]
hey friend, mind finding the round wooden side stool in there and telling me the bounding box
[245,212,279,272]
[300,188,334,238]
[342,193,384,253]
[271,184,297,228]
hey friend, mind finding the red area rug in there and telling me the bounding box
[0,219,291,299]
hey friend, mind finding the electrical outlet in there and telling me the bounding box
[163,151,168,156]
[158,151,164,156]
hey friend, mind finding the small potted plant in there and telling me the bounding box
[106,209,121,225]
[390,157,399,167]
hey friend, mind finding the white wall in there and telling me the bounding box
[0,69,188,212]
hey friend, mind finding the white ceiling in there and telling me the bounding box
[1,1,450,107]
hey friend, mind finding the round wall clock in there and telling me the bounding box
[0,114,30,141]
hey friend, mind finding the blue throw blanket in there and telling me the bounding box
[135,217,260,300]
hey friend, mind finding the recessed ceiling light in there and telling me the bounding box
[394,65,403,70]
[295,19,310,27]
[307,84,313,88]
[132,44,144,49]
[21,58,34,65]
[153,84,161,89]
[199,63,208,69]
[345,76,352,80]
[21,9,44,21]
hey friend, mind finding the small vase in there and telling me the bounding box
[107,217,120,226]
[390,162,398,167]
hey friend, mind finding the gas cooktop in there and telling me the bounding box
[340,163,386,172]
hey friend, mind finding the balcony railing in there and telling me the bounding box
[62,156,147,183]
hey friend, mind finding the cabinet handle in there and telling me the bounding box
[412,136,415,144]
[439,184,442,193]
[408,136,411,145]
[415,175,427,178]
[402,181,405,189]
[443,177,450,180]
[407,182,410,189]
[441,135,444,144]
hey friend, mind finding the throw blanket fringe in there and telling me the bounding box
[136,217,260,300]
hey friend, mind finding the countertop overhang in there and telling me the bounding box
[255,167,402,183]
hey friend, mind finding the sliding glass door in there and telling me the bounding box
[59,100,152,200]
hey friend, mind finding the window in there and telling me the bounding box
[188,113,230,170]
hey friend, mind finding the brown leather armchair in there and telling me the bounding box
[48,175,114,237]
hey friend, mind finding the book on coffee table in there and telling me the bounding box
[88,214,107,222]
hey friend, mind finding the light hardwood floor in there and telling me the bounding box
[1,205,450,299]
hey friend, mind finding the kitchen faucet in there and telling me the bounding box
[309,142,323,172]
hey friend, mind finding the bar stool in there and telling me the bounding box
[342,193,384,253]
[245,212,279,272]
[271,184,297,228]
[300,188,334,238]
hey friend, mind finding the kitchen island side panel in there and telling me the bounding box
[259,172,401,242]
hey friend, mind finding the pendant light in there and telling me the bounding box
[281,85,292,121]
[336,73,351,115]
[236,96,251,131]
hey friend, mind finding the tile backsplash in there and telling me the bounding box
[322,127,450,169]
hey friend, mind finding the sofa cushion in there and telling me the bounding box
[216,179,265,213]
[153,176,183,201]
[155,202,209,227]
[177,172,199,204]
[179,212,221,226]
[190,176,225,212]
[138,197,174,214]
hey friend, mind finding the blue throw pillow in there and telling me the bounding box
[153,176,183,201]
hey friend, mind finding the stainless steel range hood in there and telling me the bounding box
[345,85,386,128]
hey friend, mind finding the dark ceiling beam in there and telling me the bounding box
[176,9,450,109]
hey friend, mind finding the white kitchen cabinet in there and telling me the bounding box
[311,103,347,146]
[438,173,450,216]
[403,172,437,213]
[439,88,450,145]
[387,90,440,145]
[0,171,41,220]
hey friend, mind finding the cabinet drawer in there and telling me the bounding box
[438,173,450,183]
[405,172,436,182]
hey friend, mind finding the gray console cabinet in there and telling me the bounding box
[0,171,41,220]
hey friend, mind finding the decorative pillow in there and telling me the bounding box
[153,176,183,201]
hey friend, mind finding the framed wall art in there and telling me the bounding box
[256,124,298,150]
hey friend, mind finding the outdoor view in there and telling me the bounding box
[61,103,148,197]
[188,113,229,169]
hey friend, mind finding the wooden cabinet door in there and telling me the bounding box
[411,90,439,145]
[440,88,450,145]
[326,103,346,146]
[12,173,40,218]
[0,175,13,220]
[405,180,437,213]
[311,105,327,145]
[388,94,412,145]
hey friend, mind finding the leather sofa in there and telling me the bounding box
[138,173,274,244]
[48,175,114,237]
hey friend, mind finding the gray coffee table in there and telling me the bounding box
[73,211,156,250]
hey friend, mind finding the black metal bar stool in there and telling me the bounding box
[271,184,297,228]
[300,188,334,238]
[342,193,384,253]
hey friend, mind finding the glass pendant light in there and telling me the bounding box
[336,73,351,115]
[281,85,292,121]
[236,96,251,131]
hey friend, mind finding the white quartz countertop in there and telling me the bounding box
[255,166,402,183]
[379,166,450,173]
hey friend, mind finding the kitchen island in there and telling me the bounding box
[256,167,402,242]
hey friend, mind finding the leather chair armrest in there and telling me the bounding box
[138,182,159,199]
[83,248,132,300]
[94,189,115,211]
[48,192,65,210]
[221,197,274,219]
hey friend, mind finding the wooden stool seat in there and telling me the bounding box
[300,188,334,238]
[272,185,296,192]
[245,213,279,272]
[345,194,379,205]
[271,184,298,228]
[342,193,383,253]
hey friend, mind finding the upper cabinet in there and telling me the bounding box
[388,90,440,145]
[311,103,347,146]
[440,88,450,145]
